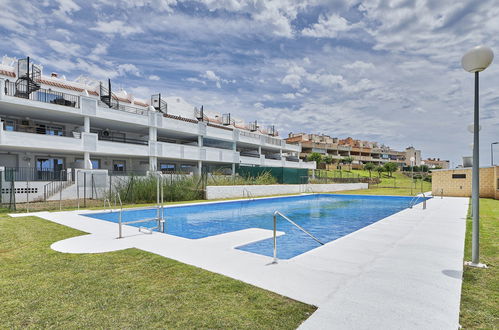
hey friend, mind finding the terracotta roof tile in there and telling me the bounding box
[0,70,16,78]
[134,100,149,107]
[40,79,84,92]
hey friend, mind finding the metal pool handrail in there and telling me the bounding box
[242,188,254,200]
[409,192,426,209]
[272,210,324,263]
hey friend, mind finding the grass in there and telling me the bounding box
[460,198,499,328]
[335,187,428,196]
[0,213,315,329]
[314,169,432,193]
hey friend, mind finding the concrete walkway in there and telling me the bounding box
[10,196,468,329]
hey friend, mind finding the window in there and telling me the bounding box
[180,164,194,172]
[75,158,101,169]
[160,163,175,172]
[1,119,15,131]
[452,174,466,179]
[113,160,126,172]
[45,125,64,136]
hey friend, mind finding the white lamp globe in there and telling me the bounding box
[467,123,482,133]
[462,46,494,73]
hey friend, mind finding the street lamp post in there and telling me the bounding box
[491,142,499,166]
[461,45,494,268]
[410,156,415,195]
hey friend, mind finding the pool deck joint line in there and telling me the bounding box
[10,195,468,329]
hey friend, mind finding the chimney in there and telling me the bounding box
[51,72,58,78]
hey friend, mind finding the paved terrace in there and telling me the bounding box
[11,196,468,329]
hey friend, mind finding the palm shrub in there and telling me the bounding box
[363,162,375,177]
[374,165,384,178]
[383,162,398,177]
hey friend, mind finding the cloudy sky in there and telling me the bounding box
[0,0,498,166]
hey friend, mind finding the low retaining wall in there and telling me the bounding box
[205,183,368,200]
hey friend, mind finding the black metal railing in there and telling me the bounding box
[3,122,73,137]
[240,150,260,158]
[5,81,80,108]
[97,100,149,116]
[4,167,68,182]
[285,156,300,162]
[98,135,149,146]
[264,154,282,160]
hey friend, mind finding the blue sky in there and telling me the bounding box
[0,0,498,166]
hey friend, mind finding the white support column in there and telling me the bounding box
[198,160,202,176]
[83,116,91,169]
[84,116,90,133]
[232,142,237,176]
[149,126,157,172]
[84,152,91,169]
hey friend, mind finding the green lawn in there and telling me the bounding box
[314,169,432,194]
[460,198,499,329]
[0,213,315,329]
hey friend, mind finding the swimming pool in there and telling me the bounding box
[85,194,428,259]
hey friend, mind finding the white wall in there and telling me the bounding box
[205,183,368,200]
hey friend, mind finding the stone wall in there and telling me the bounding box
[205,183,368,200]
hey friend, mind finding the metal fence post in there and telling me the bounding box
[83,172,87,208]
[59,170,63,211]
[273,213,277,264]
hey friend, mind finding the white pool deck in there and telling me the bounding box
[10,195,469,329]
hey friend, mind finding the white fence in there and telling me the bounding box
[205,183,368,200]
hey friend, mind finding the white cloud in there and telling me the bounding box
[47,40,81,56]
[281,74,302,89]
[200,70,235,88]
[343,61,375,71]
[53,0,81,23]
[91,20,143,36]
[117,63,141,76]
[302,13,352,38]
[148,75,161,80]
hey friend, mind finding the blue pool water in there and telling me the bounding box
[85,194,428,259]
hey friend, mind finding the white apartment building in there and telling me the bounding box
[0,56,314,179]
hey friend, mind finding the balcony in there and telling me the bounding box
[98,135,148,146]
[0,125,82,151]
[97,100,149,116]
[5,81,80,108]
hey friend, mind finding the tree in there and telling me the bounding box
[363,162,375,178]
[420,165,429,172]
[342,156,354,164]
[323,155,334,165]
[307,152,323,164]
[383,162,398,177]
[374,165,384,178]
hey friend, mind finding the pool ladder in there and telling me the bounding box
[272,210,324,264]
[409,192,427,209]
[242,188,255,200]
[117,173,166,238]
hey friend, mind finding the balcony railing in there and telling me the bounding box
[5,81,80,108]
[2,123,73,137]
[262,135,282,146]
[4,167,68,182]
[98,135,148,146]
[97,100,149,116]
[240,150,260,158]
[239,130,260,139]
[264,154,282,160]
